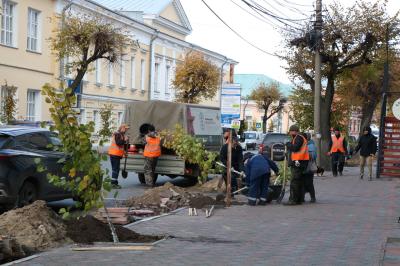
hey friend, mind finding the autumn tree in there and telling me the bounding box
[289,86,351,132]
[99,104,114,142]
[337,53,400,136]
[41,14,128,242]
[283,0,399,167]
[250,82,286,133]
[0,82,17,124]
[173,52,220,104]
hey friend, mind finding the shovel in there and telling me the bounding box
[122,153,128,179]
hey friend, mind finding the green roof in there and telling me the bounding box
[234,74,292,97]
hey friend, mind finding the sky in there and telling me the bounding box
[180,0,400,84]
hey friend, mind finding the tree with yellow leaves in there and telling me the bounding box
[173,52,220,104]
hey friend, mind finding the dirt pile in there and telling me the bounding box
[189,195,225,209]
[65,215,161,244]
[191,177,226,193]
[126,182,192,213]
[0,201,70,253]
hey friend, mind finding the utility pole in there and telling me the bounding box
[314,0,322,166]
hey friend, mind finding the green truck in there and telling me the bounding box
[124,100,222,184]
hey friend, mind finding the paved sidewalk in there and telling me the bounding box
[24,167,400,266]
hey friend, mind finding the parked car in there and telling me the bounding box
[259,133,291,161]
[240,131,263,150]
[0,126,71,210]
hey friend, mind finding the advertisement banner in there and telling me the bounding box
[221,84,241,128]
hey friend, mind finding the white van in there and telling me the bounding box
[240,131,263,150]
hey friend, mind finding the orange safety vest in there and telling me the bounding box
[291,134,310,161]
[108,133,125,157]
[330,136,345,153]
[143,136,161,158]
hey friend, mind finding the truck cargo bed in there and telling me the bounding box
[125,154,186,175]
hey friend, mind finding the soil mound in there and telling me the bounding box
[189,195,225,209]
[0,201,69,253]
[191,177,226,193]
[65,215,161,244]
[126,182,192,212]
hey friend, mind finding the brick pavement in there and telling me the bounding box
[21,167,400,266]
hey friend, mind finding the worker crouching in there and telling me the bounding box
[244,152,279,206]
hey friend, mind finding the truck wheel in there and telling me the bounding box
[18,181,38,207]
[138,173,146,184]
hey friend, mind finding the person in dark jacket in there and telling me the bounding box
[328,127,348,177]
[220,133,243,193]
[303,133,316,203]
[284,125,309,205]
[244,152,279,206]
[108,124,129,189]
[355,126,377,180]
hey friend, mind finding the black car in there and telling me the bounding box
[260,133,291,161]
[0,126,70,209]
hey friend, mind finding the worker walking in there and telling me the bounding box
[108,124,129,189]
[284,125,309,206]
[328,127,348,177]
[143,127,161,187]
[244,152,279,206]
[355,126,377,180]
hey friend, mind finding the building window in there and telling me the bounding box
[154,63,160,92]
[26,89,40,121]
[108,62,114,86]
[93,110,100,133]
[140,59,145,91]
[130,57,135,90]
[120,60,126,88]
[1,0,16,47]
[165,65,171,94]
[78,109,86,124]
[27,8,40,52]
[95,60,101,84]
[117,111,123,125]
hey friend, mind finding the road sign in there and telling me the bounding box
[256,122,262,129]
[393,98,400,120]
[221,84,241,128]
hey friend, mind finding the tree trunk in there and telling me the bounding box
[359,100,378,138]
[262,110,267,133]
[319,78,335,170]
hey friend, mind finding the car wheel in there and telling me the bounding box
[138,173,146,184]
[18,181,38,207]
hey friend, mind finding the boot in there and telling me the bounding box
[360,174,363,179]
[247,199,256,206]
[310,198,316,203]
[258,200,267,206]
[283,201,300,206]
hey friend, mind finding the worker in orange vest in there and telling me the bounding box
[143,126,161,187]
[108,124,129,189]
[284,125,310,205]
[328,127,348,177]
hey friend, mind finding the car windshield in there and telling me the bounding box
[245,133,257,139]
[263,134,290,144]
[0,135,10,148]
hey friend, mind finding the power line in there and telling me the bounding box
[200,0,280,57]
[230,0,299,33]
[271,0,314,17]
[241,0,305,30]
[281,0,314,8]
[247,0,309,22]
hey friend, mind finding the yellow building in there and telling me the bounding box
[0,0,237,129]
[0,0,56,121]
